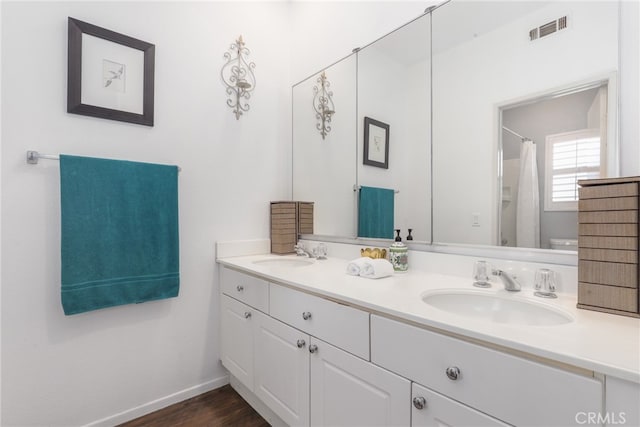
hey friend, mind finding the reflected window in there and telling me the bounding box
[544,129,602,211]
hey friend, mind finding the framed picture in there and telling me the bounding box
[67,17,155,126]
[363,117,390,169]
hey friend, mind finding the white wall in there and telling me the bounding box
[1,2,291,425]
[1,2,434,425]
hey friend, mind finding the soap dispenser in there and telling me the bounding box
[389,229,408,272]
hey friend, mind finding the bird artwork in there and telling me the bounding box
[104,65,124,88]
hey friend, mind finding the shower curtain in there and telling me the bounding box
[516,140,540,248]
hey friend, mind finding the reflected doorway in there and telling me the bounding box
[499,81,610,250]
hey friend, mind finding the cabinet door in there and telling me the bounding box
[412,383,509,427]
[254,313,310,427]
[310,338,410,426]
[220,294,255,391]
[606,376,640,426]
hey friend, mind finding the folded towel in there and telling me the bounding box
[60,155,180,315]
[346,257,371,276]
[360,258,394,279]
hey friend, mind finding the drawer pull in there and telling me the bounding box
[445,366,461,381]
[296,339,306,348]
[309,344,318,354]
[302,311,312,320]
[412,396,427,410]
[244,312,252,319]
[236,285,244,292]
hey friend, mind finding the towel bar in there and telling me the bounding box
[353,184,399,194]
[26,151,181,172]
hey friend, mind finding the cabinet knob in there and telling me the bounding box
[296,339,306,348]
[302,311,312,320]
[309,344,318,354]
[412,396,427,410]
[445,366,461,381]
[244,312,251,319]
[236,285,244,292]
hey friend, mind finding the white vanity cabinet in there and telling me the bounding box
[411,383,508,427]
[220,294,257,390]
[219,267,410,427]
[371,315,603,427]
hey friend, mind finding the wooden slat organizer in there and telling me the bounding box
[577,177,640,318]
[270,201,314,254]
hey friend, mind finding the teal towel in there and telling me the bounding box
[358,186,394,239]
[60,155,179,315]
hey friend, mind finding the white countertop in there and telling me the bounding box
[217,253,640,383]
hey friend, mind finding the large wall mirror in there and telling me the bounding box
[431,1,619,252]
[292,12,431,242]
[292,0,621,258]
[292,55,357,237]
[356,14,431,242]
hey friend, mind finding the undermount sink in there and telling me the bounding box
[422,290,573,326]
[252,257,315,268]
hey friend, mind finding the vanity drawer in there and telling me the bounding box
[269,283,369,360]
[220,267,269,313]
[371,315,602,427]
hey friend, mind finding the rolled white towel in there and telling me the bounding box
[346,257,371,276]
[360,258,394,279]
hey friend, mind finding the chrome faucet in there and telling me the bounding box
[492,269,521,292]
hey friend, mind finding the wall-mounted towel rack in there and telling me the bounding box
[26,151,182,171]
[353,184,399,194]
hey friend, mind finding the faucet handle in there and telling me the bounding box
[472,260,491,288]
[534,268,557,299]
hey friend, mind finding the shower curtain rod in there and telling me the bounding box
[26,151,182,171]
[502,126,533,143]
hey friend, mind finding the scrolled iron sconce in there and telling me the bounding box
[313,71,335,139]
[221,35,256,120]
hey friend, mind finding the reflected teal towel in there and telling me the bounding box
[60,155,180,315]
[358,186,394,239]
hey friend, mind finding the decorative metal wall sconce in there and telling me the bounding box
[221,35,256,120]
[313,71,335,139]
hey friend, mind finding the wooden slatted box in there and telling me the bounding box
[271,202,297,254]
[577,177,639,318]
[270,201,314,254]
[297,202,314,235]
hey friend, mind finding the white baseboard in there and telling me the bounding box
[83,375,230,427]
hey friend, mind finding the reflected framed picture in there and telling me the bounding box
[67,17,155,126]
[363,117,390,169]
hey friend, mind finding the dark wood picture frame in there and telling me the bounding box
[67,17,155,126]
[363,117,390,169]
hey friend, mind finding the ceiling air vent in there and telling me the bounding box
[529,16,568,41]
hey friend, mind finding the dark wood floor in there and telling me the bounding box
[119,384,270,427]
